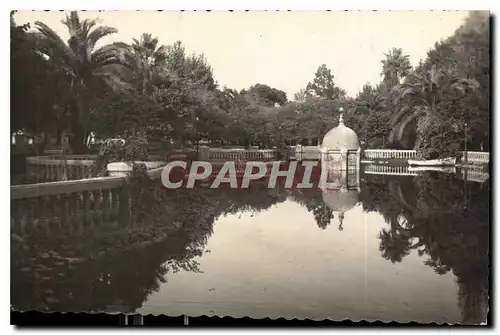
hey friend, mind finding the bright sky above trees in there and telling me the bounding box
[15,11,468,99]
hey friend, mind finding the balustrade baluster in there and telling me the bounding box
[57,164,63,181]
[81,164,86,179]
[118,187,131,228]
[111,188,119,220]
[50,165,56,181]
[68,165,74,180]
[44,165,49,181]
[41,165,46,181]
[102,189,111,222]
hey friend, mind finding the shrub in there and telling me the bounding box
[91,133,150,177]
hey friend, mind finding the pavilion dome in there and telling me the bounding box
[321,189,359,213]
[321,114,359,150]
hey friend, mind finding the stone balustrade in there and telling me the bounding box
[11,176,127,238]
[11,166,166,238]
[26,155,97,182]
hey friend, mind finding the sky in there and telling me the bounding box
[14,10,469,99]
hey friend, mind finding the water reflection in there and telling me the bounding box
[11,167,489,324]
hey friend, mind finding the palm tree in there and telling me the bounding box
[381,48,412,88]
[34,11,131,153]
[125,33,169,95]
[388,64,480,149]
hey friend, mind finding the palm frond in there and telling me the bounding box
[62,12,81,35]
[450,77,481,91]
[394,110,424,144]
[80,18,99,38]
[87,26,118,51]
[390,105,414,129]
[34,21,75,60]
[92,42,130,66]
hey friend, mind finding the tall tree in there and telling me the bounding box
[306,64,346,100]
[34,11,130,153]
[125,32,168,95]
[246,84,287,107]
[381,48,412,88]
[293,88,312,102]
[163,41,217,90]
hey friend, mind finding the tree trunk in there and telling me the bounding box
[70,123,88,154]
[56,128,63,146]
[70,95,89,154]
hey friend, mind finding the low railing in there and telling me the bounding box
[459,151,489,164]
[293,147,419,161]
[364,149,417,160]
[294,145,320,160]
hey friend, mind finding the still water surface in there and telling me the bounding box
[11,171,490,324]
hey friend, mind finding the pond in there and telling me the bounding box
[11,169,490,324]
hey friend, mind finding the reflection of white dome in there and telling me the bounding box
[321,189,359,213]
[322,114,359,150]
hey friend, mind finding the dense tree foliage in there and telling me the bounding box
[306,64,346,100]
[387,12,490,155]
[360,171,489,324]
[11,11,489,158]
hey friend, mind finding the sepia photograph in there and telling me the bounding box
[10,9,490,325]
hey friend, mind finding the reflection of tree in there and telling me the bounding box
[11,171,490,322]
[11,222,211,313]
[216,185,287,215]
[11,176,293,313]
[363,172,490,324]
[378,226,411,263]
[289,189,334,230]
[11,178,218,312]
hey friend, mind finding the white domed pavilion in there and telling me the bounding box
[319,108,361,172]
[321,113,360,151]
